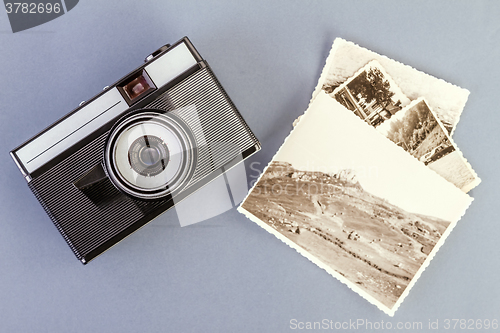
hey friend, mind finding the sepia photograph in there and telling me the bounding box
[377,98,480,192]
[331,60,410,127]
[312,39,470,135]
[239,92,472,316]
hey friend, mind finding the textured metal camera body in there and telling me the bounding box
[10,37,260,264]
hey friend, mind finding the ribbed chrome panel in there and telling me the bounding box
[147,67,258,186]
[28,133,146,259]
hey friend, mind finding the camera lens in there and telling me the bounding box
[105,110,197,200]
[128,135,169,177]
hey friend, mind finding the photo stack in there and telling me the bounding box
[238,39,478,316]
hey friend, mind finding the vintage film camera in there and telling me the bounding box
[10,37,261,264]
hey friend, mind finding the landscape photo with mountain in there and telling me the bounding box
[241,160,450,309]
[239,92,473,315]
[382,99,453,161]
[377,98,480,192]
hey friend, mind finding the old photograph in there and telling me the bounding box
[377,98,480,192]
[239,92,472,316]
[331,60,410,127]
[311,38,470,135]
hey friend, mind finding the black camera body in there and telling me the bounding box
[10,37,260,264]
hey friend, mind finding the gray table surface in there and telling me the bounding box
[0,1,498,332]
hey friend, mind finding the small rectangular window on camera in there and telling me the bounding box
[118,70,156,105]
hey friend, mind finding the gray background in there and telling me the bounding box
[0,1,498,332]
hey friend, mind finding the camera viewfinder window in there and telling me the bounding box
[119,70,156,104]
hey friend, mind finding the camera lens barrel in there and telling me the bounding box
[104,110,197,200]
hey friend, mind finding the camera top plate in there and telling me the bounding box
[11,38,201,180]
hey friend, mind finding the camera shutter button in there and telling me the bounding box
[145,44,171,63]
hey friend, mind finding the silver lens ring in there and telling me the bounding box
[104,110,196,200]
